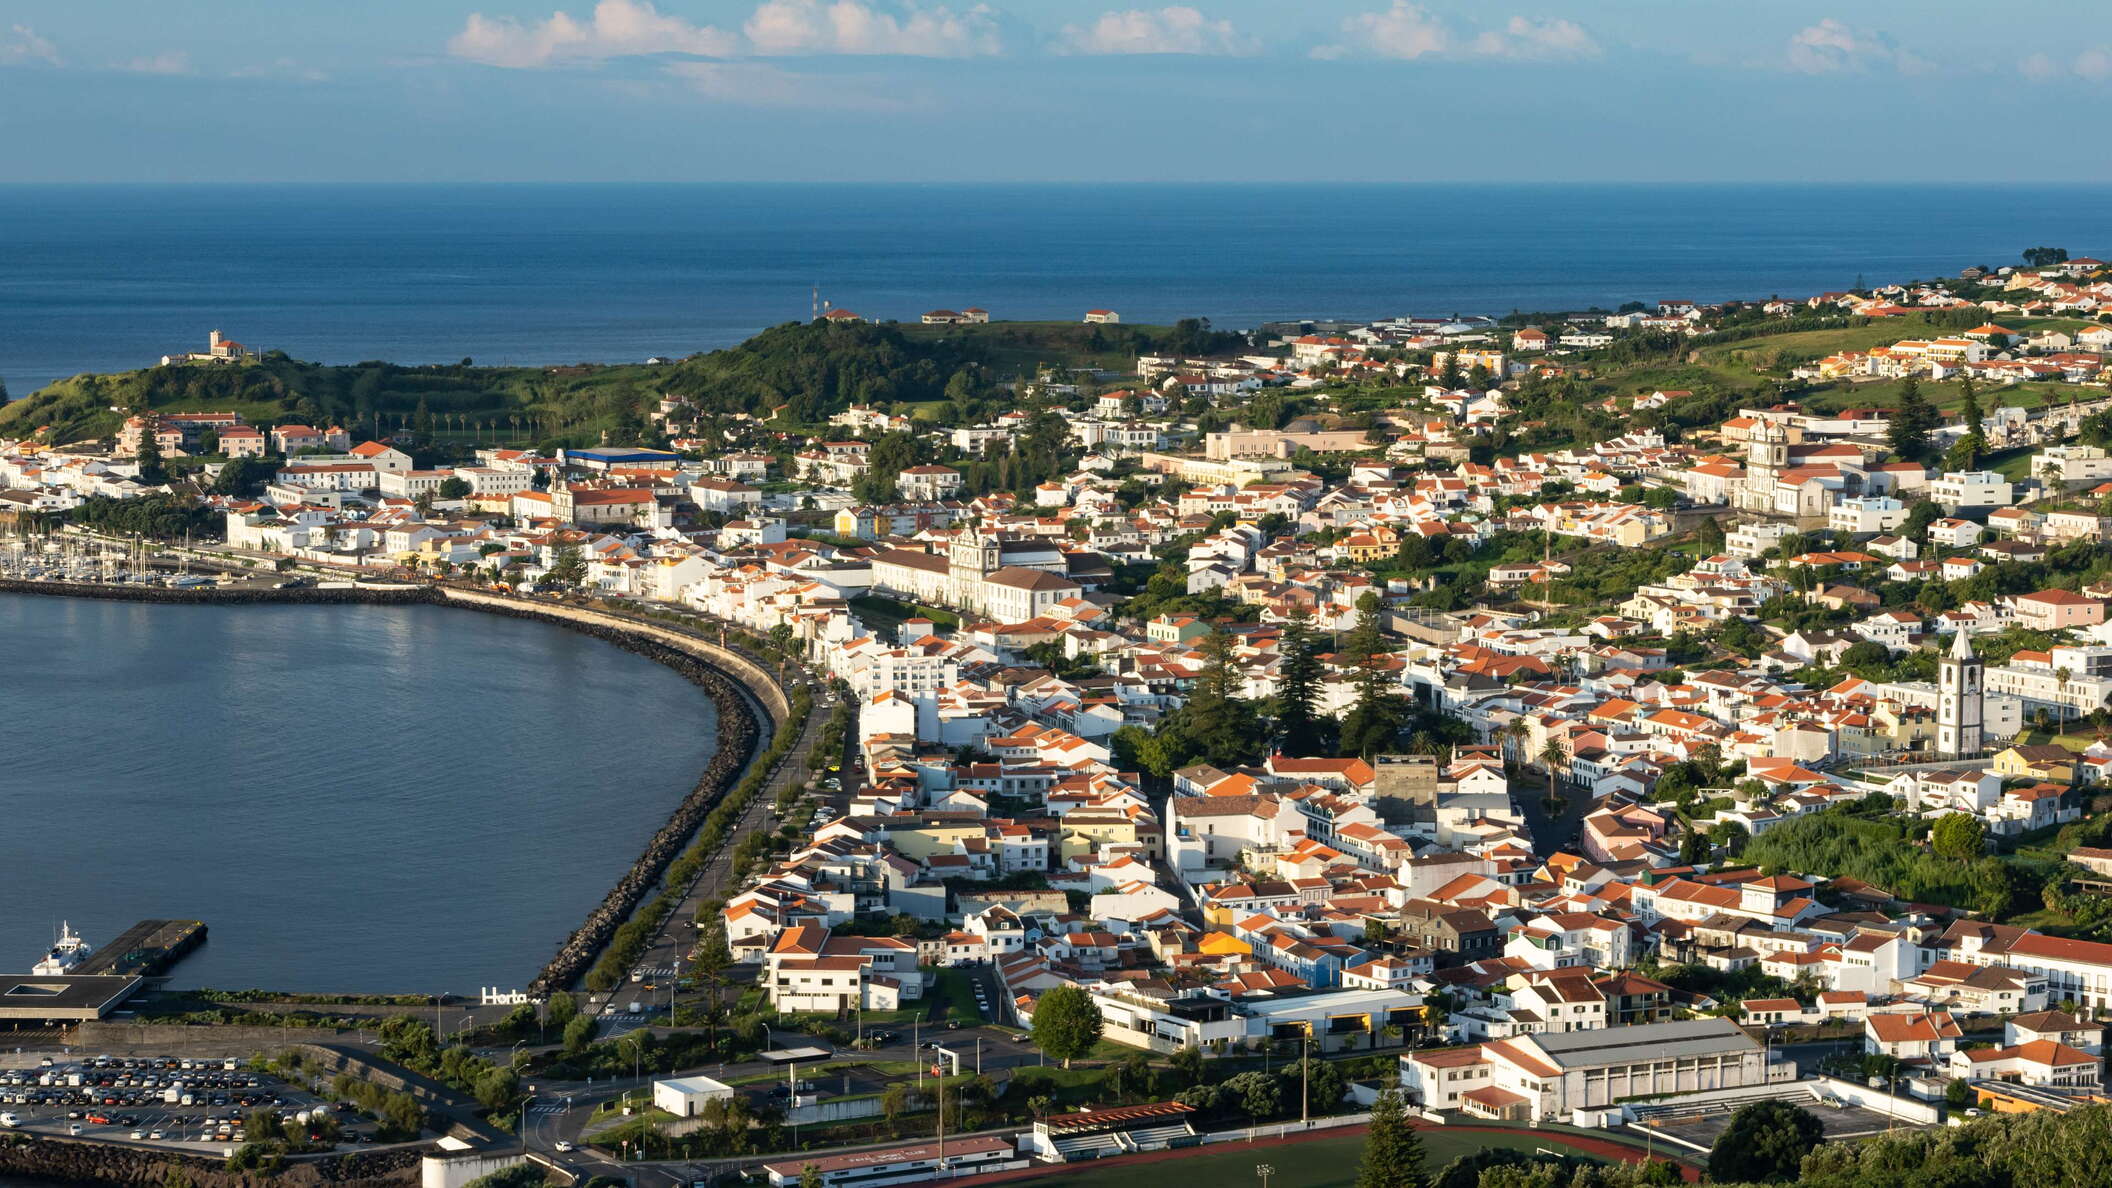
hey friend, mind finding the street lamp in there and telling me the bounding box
[1256,1163,1275,1188]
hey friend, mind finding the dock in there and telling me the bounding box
[74,919,207,977]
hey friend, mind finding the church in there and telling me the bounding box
[1937,629,1985,759]
[869,528,1083,623]
[1731,418,1838,520]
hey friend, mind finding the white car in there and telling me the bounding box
[553,1140,576,1153]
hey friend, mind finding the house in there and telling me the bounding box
[1084,309,1121,324]
[2013,589,2105,633]
[1865,1010,1962,1065]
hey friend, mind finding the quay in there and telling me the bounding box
[74,919,207,978]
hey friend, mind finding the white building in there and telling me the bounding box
[653,1075,734,1117]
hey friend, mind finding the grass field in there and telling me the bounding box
[1013,1129,1624,1188]
[930,969,983,1025]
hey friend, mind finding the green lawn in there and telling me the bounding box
[930,969,982,1025]
[851,595,963,634]
[1012,1129,1627,1188]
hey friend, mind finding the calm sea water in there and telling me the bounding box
[3,183,2111,394]
[0,597,718,993]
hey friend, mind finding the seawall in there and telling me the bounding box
[0,579,782,995]
[0,578,434,607]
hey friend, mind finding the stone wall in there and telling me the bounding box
[437,588,792,720]
[0,1133,420,1188]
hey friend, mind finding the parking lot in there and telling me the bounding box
[1633,1097,1923,1151]
[0,1054,351,1152]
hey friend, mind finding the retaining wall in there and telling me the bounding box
[437,588,792,721]
[0,1133,420,1188]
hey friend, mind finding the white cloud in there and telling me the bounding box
[2019,46,2112,83]
[1471,16,1598,61]
[1,24,61,66]
[1058,7,1257,57]
[742,0,1001,57]
[1316,5,1598,63]
[449,0,997,67]
[448,0,740,68]
[121,50,193,75]
[1785,19,1926,75]
[1329,2,1448,61]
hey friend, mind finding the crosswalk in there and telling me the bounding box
[528,1104,566,1116]
[636,965,678,979]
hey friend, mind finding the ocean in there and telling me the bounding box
[0,597,719,994]
[3,183,2111,394]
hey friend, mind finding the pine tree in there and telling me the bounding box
[1356,1089,1427,1188]
[1275,606,1329,757]
[1887,378,1938,461]
[1956,375,1988,465]
[1338,592,1407,758]
[135,426,168,485]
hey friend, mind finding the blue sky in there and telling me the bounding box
[2,0,2108,182]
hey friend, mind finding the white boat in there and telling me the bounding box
[32,923,91,976]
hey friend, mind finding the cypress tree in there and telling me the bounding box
[1275,606,1329,757]
[1356,1089,1427,1188]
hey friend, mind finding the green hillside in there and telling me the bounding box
[1,318,1222,448]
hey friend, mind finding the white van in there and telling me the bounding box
[0,1112,19,1128]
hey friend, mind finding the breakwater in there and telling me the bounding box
[0,578,435,607]
[1,579,777,996]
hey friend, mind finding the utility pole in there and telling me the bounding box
[1300,1035,1309,1126]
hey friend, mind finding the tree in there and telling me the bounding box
[1030,984,1103,1068]
[547,546,587,590]
[415,398,435,439]
[209,457,273,497]
[1223,1070,1279,1121]
[1338,592,1410,758]
[1538,737,1566,804]
[1888,378,1939,461]
[135,428,168,485]
[1357,1089,1427,1188]
[1274,606,1331,757]
[546,990,578,1028]
[1707,1099,1824,1183]
[1932,812,1986,863]
[1952,376,1988,469]
[2023,246,2070,269]
[1170,1043,1205,1087]
[799,1165,824,1188]
[437,477,472,500]
[562,1013,595,1055]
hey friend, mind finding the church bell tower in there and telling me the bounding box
[1937,629,1984,759]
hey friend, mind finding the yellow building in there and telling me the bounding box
[1992,744,2077,785]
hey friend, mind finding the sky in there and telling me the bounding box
[2,0,2110,183]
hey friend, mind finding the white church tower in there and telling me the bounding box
[1937,629,1984,758]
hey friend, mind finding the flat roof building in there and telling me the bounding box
[0,974,145,1023]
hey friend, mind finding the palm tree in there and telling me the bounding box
[1539,737,1566,804]
[1504,717,1531,763]
[2057,667,2074,732]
